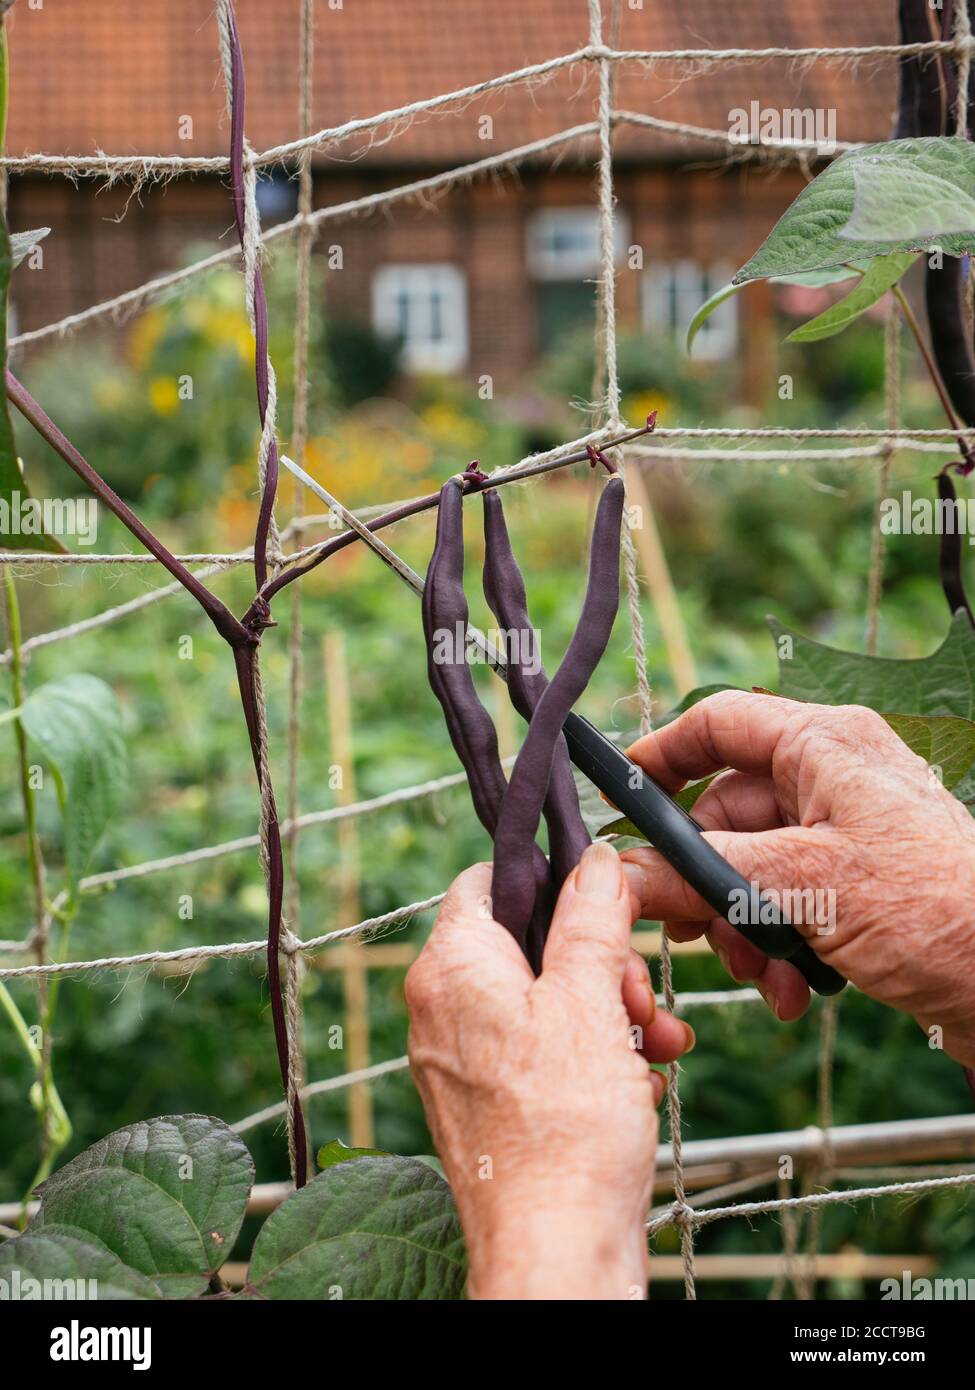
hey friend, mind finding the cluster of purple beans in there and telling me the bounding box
[422,459,625,972]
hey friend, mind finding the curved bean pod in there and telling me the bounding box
[482,490,591,890]
[422,478,508,834]
[422,477,553,961]
[491,476,625,945]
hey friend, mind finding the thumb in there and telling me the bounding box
[542,841,634,991]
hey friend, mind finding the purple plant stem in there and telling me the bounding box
[224,0,279,595]
[223,0,307,1185]
[6,370,249,648]
[232,644,307,1187]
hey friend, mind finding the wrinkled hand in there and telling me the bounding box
[620,690,975,1066]
[405,842,694,1300]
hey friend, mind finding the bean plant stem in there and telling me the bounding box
[891,283,975,470]
[4,371,250,648]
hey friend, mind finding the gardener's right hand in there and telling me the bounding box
[619,690,975,1068]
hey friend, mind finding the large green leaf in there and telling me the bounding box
[841,156,975,243]
[771,611,975,718]
[248,1155,467,1300]
[771,613,975,792]
[32,1115,253,1297]
[785,253,917,344]
[881,713,975,790]
[18,673,127,879]
[0,1224,162,1300]
[735,139,975,283]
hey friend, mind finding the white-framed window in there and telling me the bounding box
[643,260,738,360]
[527,207,629,280]
[371,264,468,373]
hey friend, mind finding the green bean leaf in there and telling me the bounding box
[0,1225,162,1300]
[317,1138,389,1170]
[736,138,975,283]
[31,1114,254,1298]
[771,612,975,794]
[248,1156,467,1300]
[785,252,917,343]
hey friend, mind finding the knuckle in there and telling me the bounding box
[833,704,890,742]
[404,958,438,1016]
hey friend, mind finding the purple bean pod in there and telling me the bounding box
[422,478,509,833]
[422,477,553,960]
[481,490,590,891]
[491,476,625,946]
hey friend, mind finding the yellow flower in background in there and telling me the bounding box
[149,377,180,416]
[93,377,127,410]
[420,401,485,452]
[129,310,166,370]
[204,307,253,362]
[623,390,670,428]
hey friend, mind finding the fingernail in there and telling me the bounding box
[650,1070,667,1105]
[680,1021,696,1053]
[577,841,622,900]
[621,860,645,894]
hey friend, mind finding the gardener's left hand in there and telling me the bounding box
[405,841,694,1300]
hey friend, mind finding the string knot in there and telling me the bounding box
[280,928,302,956]
[244,595,276,639]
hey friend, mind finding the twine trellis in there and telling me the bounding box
[1,0,974,1299]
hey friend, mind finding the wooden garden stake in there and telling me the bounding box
[323,629,373,1147]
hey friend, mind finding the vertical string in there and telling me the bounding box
[284,0,317,1127]
[797,997,838,1298]
[955,0,972,138]
[587,0,694,1299]
[768,1175,801,1300]
[216,0,283,577]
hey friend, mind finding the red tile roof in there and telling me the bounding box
[5,1,898,167]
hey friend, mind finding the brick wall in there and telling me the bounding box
[8,161,806,399]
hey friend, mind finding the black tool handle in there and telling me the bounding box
[562,713,846,997]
